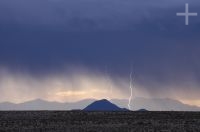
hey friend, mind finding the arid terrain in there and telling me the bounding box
[0,111,200,132]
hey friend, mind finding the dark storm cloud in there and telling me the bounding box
[1,0,200,102]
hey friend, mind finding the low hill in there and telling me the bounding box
[83,99,129,111]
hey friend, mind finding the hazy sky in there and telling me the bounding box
[0,0,200,106]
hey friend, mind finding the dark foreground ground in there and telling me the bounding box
[0,111,200,132]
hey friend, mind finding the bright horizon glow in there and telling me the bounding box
[0,68,200,108]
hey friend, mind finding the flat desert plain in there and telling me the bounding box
[0,111,200,132]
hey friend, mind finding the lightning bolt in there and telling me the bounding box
[128,66,133,110]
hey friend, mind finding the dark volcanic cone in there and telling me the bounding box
[83,99,129,111]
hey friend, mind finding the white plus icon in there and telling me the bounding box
[176,3,198,25]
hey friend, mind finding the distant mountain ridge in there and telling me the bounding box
[111,97,200,111]
[83,99,128,111]
[0,99,95,110]
[0,97,199,111]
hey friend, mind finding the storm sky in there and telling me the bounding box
[0,0,200,106]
